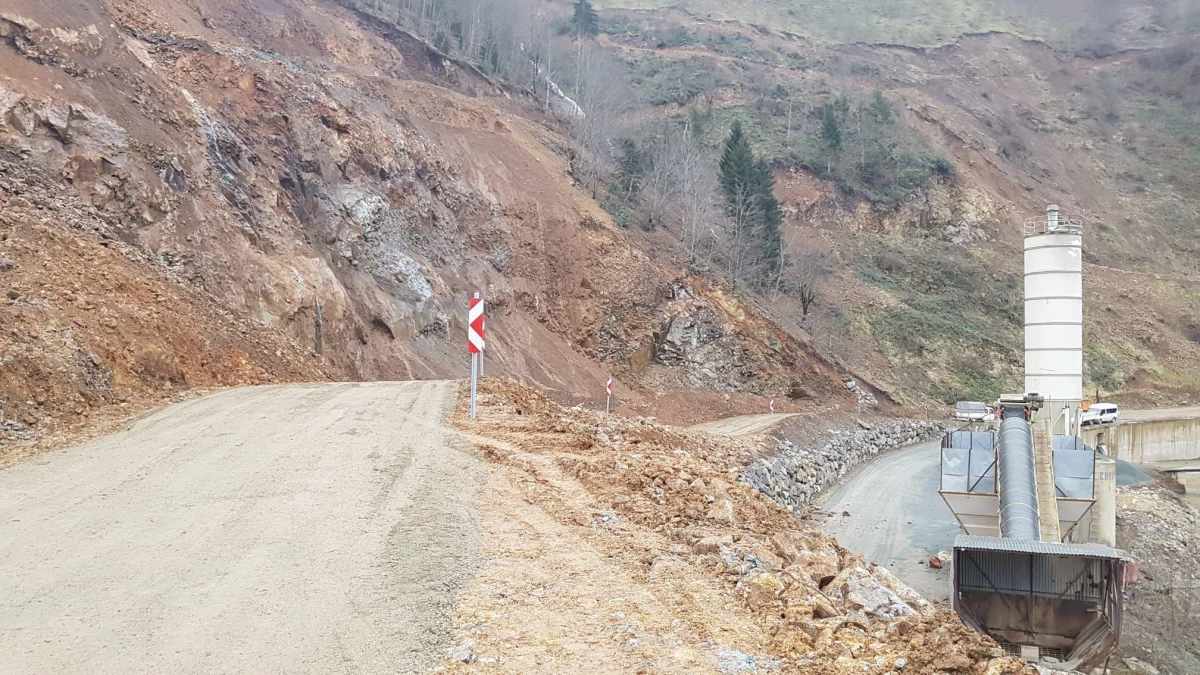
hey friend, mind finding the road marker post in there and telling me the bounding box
[468,293,485,420]
[606,377,613,415]
[770,399,775,414]
[470,351,477,420]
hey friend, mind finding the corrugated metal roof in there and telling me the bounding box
[955,535,1128,560]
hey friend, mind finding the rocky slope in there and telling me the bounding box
[445,378,1022,674]
[0,0,859,451]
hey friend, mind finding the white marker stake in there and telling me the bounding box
[606,377,613,415]
[470,353,478,420]
[770,399,775,413]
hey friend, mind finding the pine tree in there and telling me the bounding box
[751,159,783,280]
[718,122,784,286]
[572,0,600,37]
[718,121,755,212]
[611,139,646,203]
[820,104,843,153]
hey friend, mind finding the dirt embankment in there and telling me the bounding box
[0,149,329,462]
[443,378,1021,674]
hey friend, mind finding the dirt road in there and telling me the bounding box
[689,413,796,436]
[817,440,960,601]
[0,381,479,674]
[1122,405,1200,423]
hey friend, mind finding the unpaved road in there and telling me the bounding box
[0,381,479,674]
[689,413,796,437]
[1122,405,1200,423]
[818,440,959,601]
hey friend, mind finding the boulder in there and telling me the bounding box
[692,534,733,555]
[740,572,784,611]
[824,567,917,620]
[869,564,931,615]
[843,577,917,619]
[706,499,736,525]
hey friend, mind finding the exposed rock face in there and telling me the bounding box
[741,420,946,512]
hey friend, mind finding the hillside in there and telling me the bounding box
[2,0,1197,672]
[0,0,862,451]
[585,3,1200,407]
[597,0,1192,50]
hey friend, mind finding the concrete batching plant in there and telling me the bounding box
[938,207,1129,670]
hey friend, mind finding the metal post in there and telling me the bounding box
[470,352,478,420]
[605,392,610,415]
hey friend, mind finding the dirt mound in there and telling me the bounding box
[444,378,1022,673]
[0,148,328,462]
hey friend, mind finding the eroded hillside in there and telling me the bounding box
[0,0,861,449]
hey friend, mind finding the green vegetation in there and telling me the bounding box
[626,53,732,106]
[718,122,784,286]
[676,92,951,206]
[856,240,1022,403]
[791,93,950,205]
[572,0,600,37]
[1085,344,1128,393]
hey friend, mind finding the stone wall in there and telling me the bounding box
[742,420,946,512]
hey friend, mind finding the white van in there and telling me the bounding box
[1081,403,1120,426]
[955,401,996,422]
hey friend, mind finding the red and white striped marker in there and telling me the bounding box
[468,293,485,419]
[770,399,775,413]
[606,377,613,415]
[468,296,485,354]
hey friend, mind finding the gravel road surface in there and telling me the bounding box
[690,413,797,437]
[0,381,479,674]
[818,440,959,601]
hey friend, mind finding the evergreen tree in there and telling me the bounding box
[572,0,600,37]
[820,104,843,153]
[718,122,784,286]
[611,138,646,203]
[719,121,755,211]
[751,159,783,279]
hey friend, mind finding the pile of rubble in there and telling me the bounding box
[742,420,947,513]
[446,378,1019,674]
[1113,486,1200,674]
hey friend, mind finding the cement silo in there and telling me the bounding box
[1024,205,1083,431]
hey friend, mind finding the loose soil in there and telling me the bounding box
[444,378,1023,674]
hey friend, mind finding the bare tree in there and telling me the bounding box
[670,124,719,264]
[788,252,824,320]
[565,40,632,198]
[637,121,720,262]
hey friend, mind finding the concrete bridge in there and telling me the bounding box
[1081,406,1200,491]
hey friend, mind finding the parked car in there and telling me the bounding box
[1081,402,1120,426]
[955,401,996,422]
